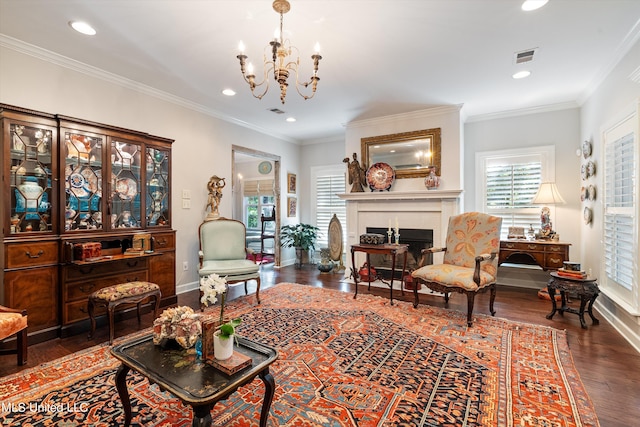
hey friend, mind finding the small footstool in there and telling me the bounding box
[88,281,161,344]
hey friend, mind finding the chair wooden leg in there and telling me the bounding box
[255,277,261,304]
[244,281,248,295]
[17,327,27,366]
[88,298,97,339]
[136,302,142,324]
[466,292,476,327]
[153,292,160,318]
[489,284,497,316]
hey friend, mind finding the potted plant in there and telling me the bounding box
[280,223,320,267]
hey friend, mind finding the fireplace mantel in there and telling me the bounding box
[338,190,462,202]
[338,189,463,277]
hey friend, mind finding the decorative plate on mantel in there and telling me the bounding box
[366,162,395,192]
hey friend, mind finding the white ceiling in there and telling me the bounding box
[1,1,639,143]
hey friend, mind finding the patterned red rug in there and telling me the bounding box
[0,283,599,426]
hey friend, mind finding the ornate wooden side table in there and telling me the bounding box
[350,243,408,305]
[546,272,600,329]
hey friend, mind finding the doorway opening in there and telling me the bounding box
[232,145,281,267]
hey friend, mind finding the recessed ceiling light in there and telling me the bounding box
[512,70,531,79]
[69,21,96,36]
[222,89,236,96]
[286,117,296,122]
[521,0,549,12]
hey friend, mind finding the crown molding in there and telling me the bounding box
[346,105,463,130]
[0,34,298,144]
[465,101,579,123]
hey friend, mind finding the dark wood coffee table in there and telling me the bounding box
[111,334,278,427]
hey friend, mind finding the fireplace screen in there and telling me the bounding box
[365,227,433,279]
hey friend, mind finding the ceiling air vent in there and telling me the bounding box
[269,108,285,114]
[514,48,538,64]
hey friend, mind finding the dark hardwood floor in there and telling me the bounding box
[2,264,639,426]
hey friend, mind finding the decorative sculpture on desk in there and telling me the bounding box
[343,153,366,193]
[205,175,226,221]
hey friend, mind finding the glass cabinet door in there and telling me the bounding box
[111,139,142,229]
[63,131,104,231]
[9,123,55,234]
[146,147,170,226]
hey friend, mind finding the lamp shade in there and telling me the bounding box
[532,182,566,205]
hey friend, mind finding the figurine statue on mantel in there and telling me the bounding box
[343,153,366,193]
[205,175,226,221]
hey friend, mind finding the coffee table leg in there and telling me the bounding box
[192,404,213,427]
[115,364,132,427]
[259,368,276,427]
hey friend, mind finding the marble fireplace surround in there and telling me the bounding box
[338,190,463,276]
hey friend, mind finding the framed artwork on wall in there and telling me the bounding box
[287,173,296,193]
[287,197,297,217]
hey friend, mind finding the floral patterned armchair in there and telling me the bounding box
[198,218,261,306]
[411,212,502,326]
[0,305,28,365]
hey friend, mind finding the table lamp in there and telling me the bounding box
[531,182,565,239]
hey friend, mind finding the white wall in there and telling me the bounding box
[579,37,640,351]
[0,46,299,292]
[464,108,582,256]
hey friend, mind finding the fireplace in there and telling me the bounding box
[365,227,433,279]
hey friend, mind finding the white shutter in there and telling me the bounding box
[604,132,636,291]
[315,173,346,248]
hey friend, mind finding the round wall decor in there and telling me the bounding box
[258,161,272,174]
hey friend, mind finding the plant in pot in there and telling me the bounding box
[280,223,320,268]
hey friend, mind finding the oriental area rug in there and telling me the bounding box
[0,283,599,426]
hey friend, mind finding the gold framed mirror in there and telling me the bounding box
[361,128,441,179]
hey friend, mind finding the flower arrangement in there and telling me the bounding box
[200,273,241,340]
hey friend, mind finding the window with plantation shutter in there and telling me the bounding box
[602,105,638,313]
[311,165,347,249]
[476,146,554,239]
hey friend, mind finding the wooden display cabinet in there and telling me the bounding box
[1,104,175,343]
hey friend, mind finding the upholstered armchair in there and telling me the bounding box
[411,212,502,326]
[0,305,28,365]
[198,218,261,307]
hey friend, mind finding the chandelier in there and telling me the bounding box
[236,0,322,104]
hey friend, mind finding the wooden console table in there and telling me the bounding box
[498,240,570,270]
[351,243,408,305]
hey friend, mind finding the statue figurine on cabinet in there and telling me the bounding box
[206,175,226,221]
[343,153,366,193]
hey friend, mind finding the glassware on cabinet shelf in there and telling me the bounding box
[111,140,142,229]
[146,147,170,226]
[9,123,54,233]
[63,132,104,231]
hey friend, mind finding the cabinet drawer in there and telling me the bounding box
[153,232,175,251]
[65,271,149,302]
[501,241,542,251]
[6,241,58,268]
[545,253,565,269]
[63,257,148,281]
[64,300,105,324]
[546,245,567,254]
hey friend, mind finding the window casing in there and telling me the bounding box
[476,146,555,239]
[602,104,639,314]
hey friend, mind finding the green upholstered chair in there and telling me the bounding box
[411,212,502,326]
[198,218,261,307]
